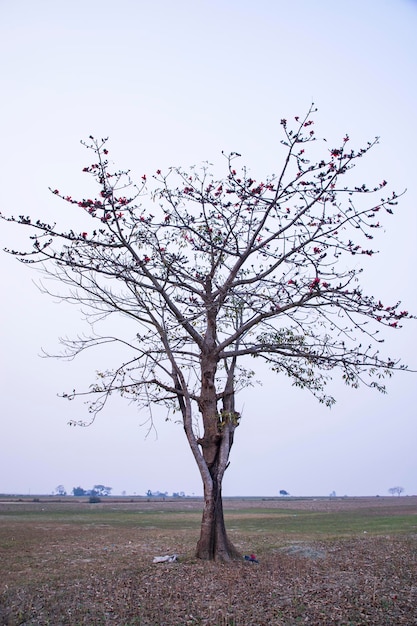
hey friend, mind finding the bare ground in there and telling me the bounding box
[1,497,416,625]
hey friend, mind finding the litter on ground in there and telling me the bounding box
[153,554,179,563]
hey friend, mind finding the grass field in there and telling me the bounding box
[1,496,416,625]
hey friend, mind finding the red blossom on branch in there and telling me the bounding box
[309,277,320,290]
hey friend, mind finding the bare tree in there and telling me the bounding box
[2,106,413,560]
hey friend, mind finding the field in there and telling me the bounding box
[1,496,416,625]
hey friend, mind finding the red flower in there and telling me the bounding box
[103,149,108,155]
[81,232,87,238]
[156,169,161,175]
[142,174,147,181]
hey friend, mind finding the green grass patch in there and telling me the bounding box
[1,500,415,537]
[224,508,417,536]
[0,507,203,529]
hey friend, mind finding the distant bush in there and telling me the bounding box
[89,496,101,504]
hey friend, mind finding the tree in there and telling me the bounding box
[55,484,67,496]
[91,484,112,497]
[2,106,413,561]
[388,486,404,496]
[279,490,289,496]
[72,486,87,496]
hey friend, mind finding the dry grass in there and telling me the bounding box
[1,496,417,625]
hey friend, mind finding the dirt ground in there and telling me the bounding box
[1,497,416,625]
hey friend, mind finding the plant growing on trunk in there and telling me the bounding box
[1,106,413,560]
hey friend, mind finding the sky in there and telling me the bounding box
[0,0,416,498]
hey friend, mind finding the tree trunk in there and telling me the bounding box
[175,361,239,561]
[195,465,240,561]
[193,293,240,560]
[195,413,240,561]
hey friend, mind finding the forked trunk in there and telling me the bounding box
[194,411,240,561]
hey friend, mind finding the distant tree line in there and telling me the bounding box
[146,490,186,498]
[56,485,190,497]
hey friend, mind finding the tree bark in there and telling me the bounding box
[195,416,240,561]
[195,475,240,561]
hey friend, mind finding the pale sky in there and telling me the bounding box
[1,0,416,497]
